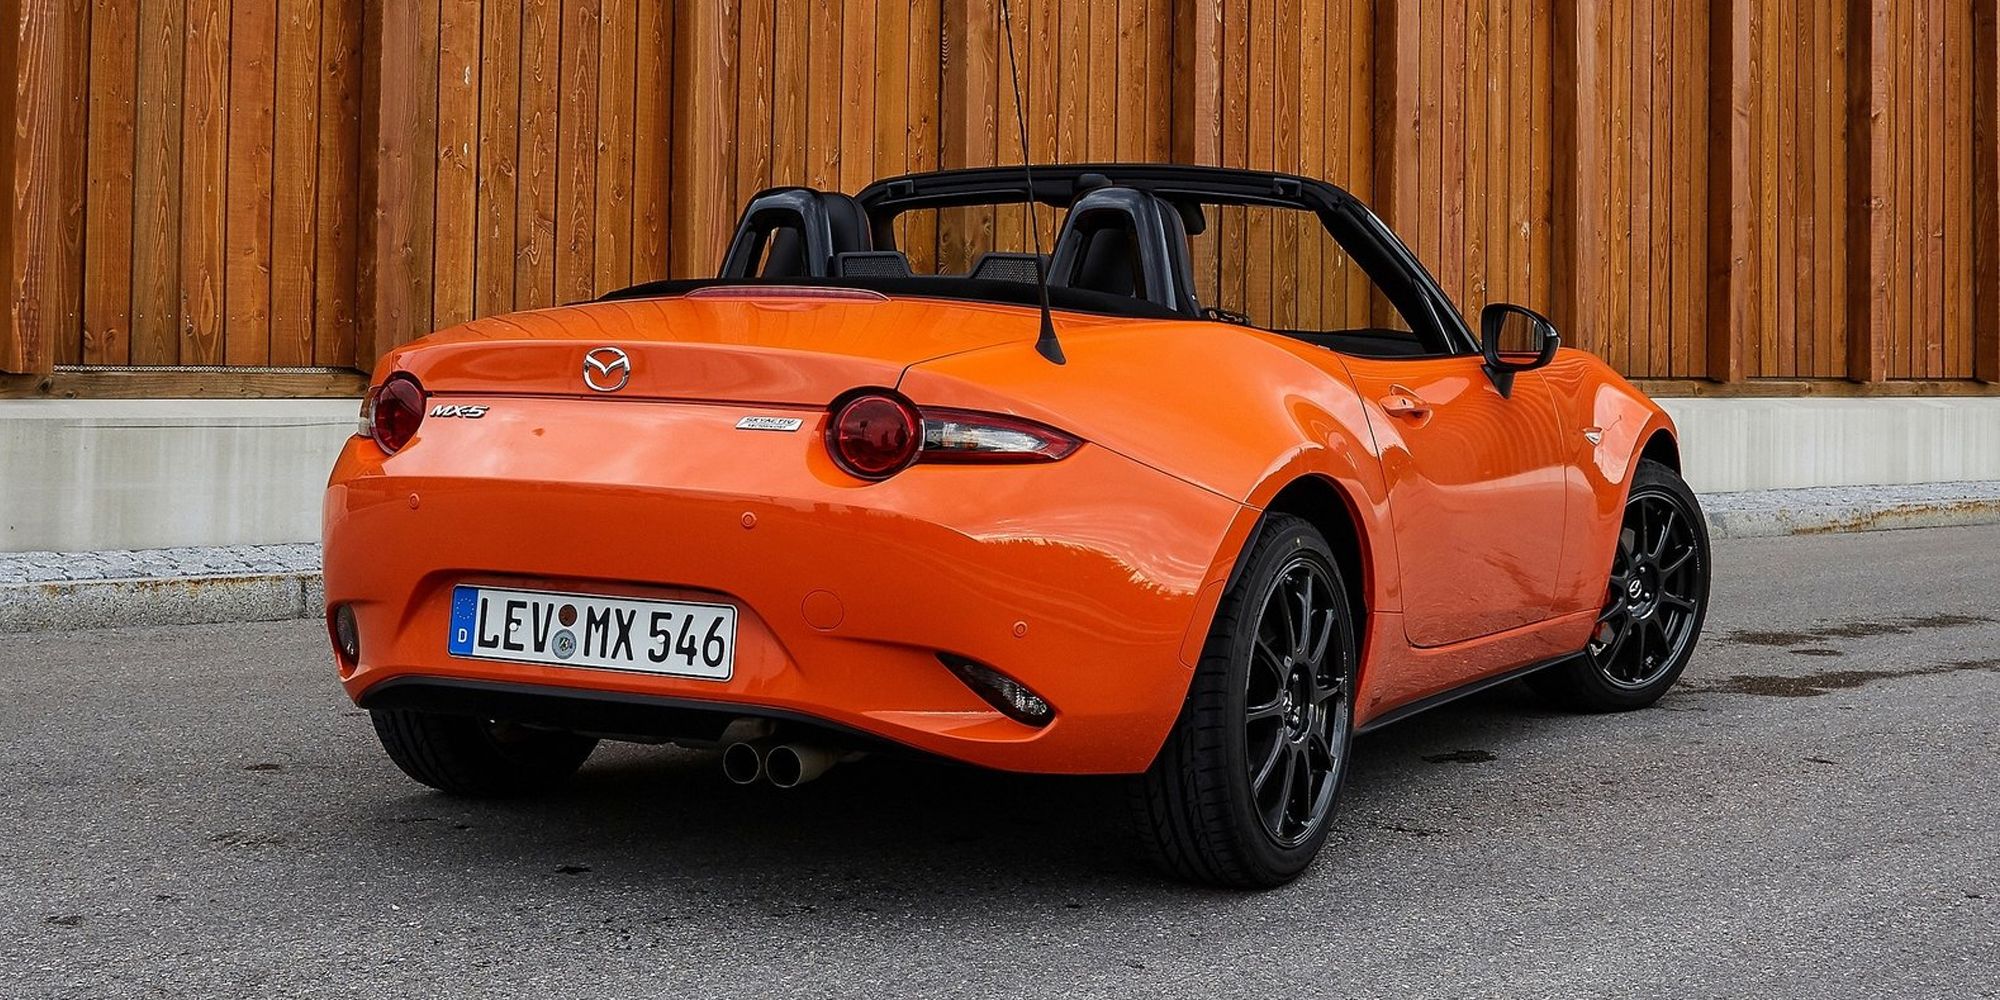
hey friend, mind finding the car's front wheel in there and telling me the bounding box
[1533,458,1711,711]
[1131,514,1357,888]
[370,709,598,797]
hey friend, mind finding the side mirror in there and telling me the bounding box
[1480,302,1560,397]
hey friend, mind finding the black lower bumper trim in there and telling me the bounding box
[355,675,895,752]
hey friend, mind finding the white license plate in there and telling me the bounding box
[447,585,736,680]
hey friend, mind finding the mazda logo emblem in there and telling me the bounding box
[582,347,631,393]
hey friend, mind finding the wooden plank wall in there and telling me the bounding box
[6,0,2000,389]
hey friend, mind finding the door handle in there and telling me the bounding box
[1381,390,1432,419]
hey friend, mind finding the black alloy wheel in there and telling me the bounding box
[1132,514,1357,888]
[1244,556,1350,847]
[1533,458,1711,712]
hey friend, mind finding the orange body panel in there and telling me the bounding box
[324,291,1677,773]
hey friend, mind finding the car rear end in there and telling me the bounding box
[323,290,1240,774]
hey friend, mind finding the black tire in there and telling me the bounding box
[1130,514,1358,888]
[1532,458,1711,712]
[370,708,597,797]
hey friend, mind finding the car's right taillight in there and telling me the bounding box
[365,374,426,455]
[826,391,1081,481]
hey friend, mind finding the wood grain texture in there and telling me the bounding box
[82,0,136,366]
[272,0,322,366]
[432,0,481,328]
[7,0,1997,388]
[224,0,276,365]
[130,0,183,365]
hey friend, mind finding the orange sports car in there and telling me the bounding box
[324,165,1709,887]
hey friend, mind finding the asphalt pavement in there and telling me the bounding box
[3,524,1996,999]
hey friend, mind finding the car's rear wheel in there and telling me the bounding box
[1131,514,1357,888]
[370,709,598,797]
[1533,458,1710,711]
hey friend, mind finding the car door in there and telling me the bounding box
[1341,355,1571,647]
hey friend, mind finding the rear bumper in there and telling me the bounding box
[323,408,1240,774]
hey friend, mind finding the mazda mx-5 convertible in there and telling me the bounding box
[324,164,1710,887]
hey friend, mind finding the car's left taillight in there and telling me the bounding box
[361,373,426,455]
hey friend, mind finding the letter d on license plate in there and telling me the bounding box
[447,585,736,680]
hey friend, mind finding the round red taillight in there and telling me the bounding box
[369,375,426,455]
[828,393,921,479]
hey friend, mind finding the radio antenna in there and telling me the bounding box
[997,0,1064,365]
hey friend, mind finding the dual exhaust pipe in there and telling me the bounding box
[721,738,858,789]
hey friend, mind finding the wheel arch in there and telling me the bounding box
[1639,428,1681,473]
[1260,475,1371,650]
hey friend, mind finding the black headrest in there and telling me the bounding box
[820,193,873,256]
[1048,187,1198,316]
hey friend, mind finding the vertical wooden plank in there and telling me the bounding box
[1026,0,1057,249]
[1417,0,1441,294]
[1115,0,1145,159]
[1174,0,1222,298]
[1607,0,1629,373]
[555,0,601,303]
[1852,0,1890,382]
[1372,0,1416,327]
[1143,0,1169,160]
[1208,0,1240,312]
[7,0,86,373]
[474,0,522,318]
[633,0,672,279]
[1896,0,1915,376]
[223,0,276,365]
[1489,0,1511,319]
[1057,0,1087,163]
[180,0,230,365]
[771,0,807,186]
[1298,0,1323,326]
[1910,0,1931,378]
[807,0,843,191]
[516,0,559,302]
[370,0,439,353]
[1439,0,1464,316]
[1773,0,1793,376]
[1530,0,1552,321]
[1925,0,1947,377]
[82,0,137,366]
[1666,0,1692,375]
[270,0,321,366]
[674,0,736,277]
[1809,0,1833,377]
[1088,0,1117,159]
[0,0,14,372]
[315,0,361,367]
[596,0,636,293]
[1271,0,1299,328]
[1710,0,1748,382]
[875,1,910,182]
[991,0,1023,257]
[736,0,772,203]
[1246,0,1274,323]
[1944,0,1973,376]
[940,0,995,273]
[903,0,940,272]
[1975,0,1999,381]
[1645,2,1670,375]
[838,0,876,192]
[130,0,183,365]
[1756,0,1778,375]
[1825,0,1848,379]
[433,0,479,329]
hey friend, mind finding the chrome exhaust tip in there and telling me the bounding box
[720,741,766,786]
[763,743,859,789]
